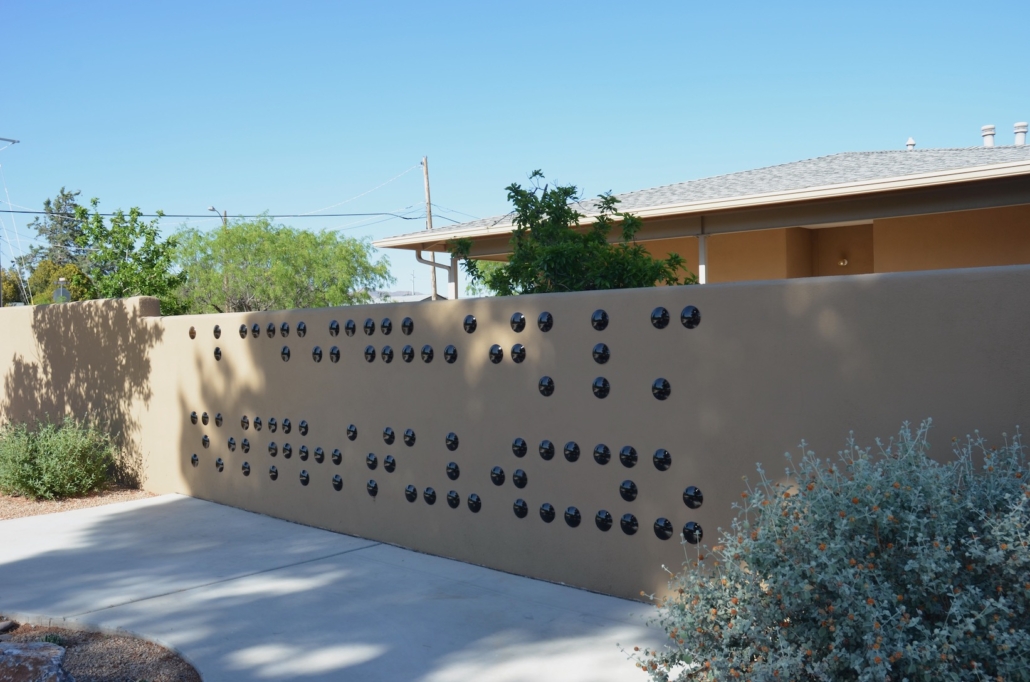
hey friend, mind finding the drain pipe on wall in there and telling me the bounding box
[697,217,707,284]
[415,249,458,300]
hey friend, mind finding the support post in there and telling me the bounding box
[697,234,707,284]
[422,157,437,300]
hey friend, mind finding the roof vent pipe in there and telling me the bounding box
[1016,122,1028,146]
[982,124,996,147]
[906,137,915,150]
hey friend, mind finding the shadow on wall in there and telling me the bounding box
[0,298,163,487]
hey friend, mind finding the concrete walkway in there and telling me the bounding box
[0,495,662,681]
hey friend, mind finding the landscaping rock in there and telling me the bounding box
[0,623,15,635]
[0,642,73,682]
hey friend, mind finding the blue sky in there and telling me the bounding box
[1,1,1027,294]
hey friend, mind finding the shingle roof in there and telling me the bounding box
[386,146,1030,241]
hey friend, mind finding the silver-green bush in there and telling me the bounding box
[0,419,115,500]
[633,421,1029,681]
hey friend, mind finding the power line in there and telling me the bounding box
[299,164,422,215]
[1,209,424,220]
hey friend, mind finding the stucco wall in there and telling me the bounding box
[2,266,1028,600]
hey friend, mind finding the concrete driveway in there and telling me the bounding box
[0,495,662,681]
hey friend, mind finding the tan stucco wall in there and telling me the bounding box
[811,224,874,276]
[2,267,1029,600]
[873,204,1030,273]
[707,229,789,282]
[641,236,700,281]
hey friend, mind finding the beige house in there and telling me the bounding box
[375,127,1030,286]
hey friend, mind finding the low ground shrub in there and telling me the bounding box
[0,419,115,500]
[634,421,1029,681]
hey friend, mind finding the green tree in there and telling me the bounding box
[174,217,392,313]
[1,267,27,305]
[449,170,694,295]
[19,188,90,271]
[27,260,92,305]
[75,200,187,314]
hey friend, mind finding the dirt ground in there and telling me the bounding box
[0,485,154,521]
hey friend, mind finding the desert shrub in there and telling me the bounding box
[634,421,1030,681]
[0,419,115,500]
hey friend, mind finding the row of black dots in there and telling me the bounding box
[329,317,416,338]
[464,312,555,334]
[488,344,527,364]
[239,416,309,436]
[535,375,671,400]
[191,453,348,489]
[511,499,703,542]
[365,453,398,472]
[590,306,701,331]
[399,484,483,512]
[510,438,673,471]
[190,412,224,427]
[361,344,460,364]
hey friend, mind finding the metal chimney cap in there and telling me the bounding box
[906,137,916,150]
[1015,122,1029,133]
[982,124,996,147]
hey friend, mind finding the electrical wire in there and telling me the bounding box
[0,163,32,302]
[1,209,423,220]
[430,203,479,220]
[299,164,422,215]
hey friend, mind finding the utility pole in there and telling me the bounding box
[421,157,437,300]
[208,206,228,227]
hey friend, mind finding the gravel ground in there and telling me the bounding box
[1,622,201,682]
[0,486,154,521]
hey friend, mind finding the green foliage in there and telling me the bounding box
[174,216,392,313]
[464,260,505,297]
[449,171,694,295]
[634,421,1030,681]
[27,260,92,305]
[39,633,65,646]
[19,187,89,272]
[75,200,187,314]
[0,419,115,500]
[1,267,26,305]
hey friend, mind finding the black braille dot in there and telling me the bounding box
[242,461,250,476]
[282,443,292,459]
[683,521,703,544]
[329,320,340,336]
[489,344,503,364]
[202,435,210,448]
[214,347,222,361]
[513,498,529,518]
[447,490,460,508]
[346,424,357,441]
[592,343,610,364]
[299,445,309,461]
[363,318,375,336]
[332,474,343,490]
[202,412,209,425]
[490,466,505,485]
[251,323,260,338]
[241,415,249,430]
[445,432,459,451]
[620,480,638,502]
[510,312,526,332]
[366,453,377,470]
[564,442,580,462]
[281,346,291,361]
[239,324,248,339]
[269,465,278,480]
[190,411,198,425]
[595,510,613,531]
[539,440,555,460]
[538,376,555,396]
[228,437,236,452]
[214,325,222,339]
[650,307,670,329]
[537,312,553,332]
[423,487,436,504]
[381,318,392,335]
[421,345,434,362]
[312,346,322,362]
[402,345,414,362]
[215,413,223,427]
[510,343,526,363]
[463,315,477,333]
[345,320,356,336]
[268,418,277,433]
[268,441,277,456]
[367,479,378,497]
[621,514,639,535]
[405,485,417,502]
[299,420,308,436]
[540,503,556,523]
[513,469,527,488]
[329,346,340,363]
[467,493,481,512]
[591,309,609,331]
[401,429,415,447]
[381,345,394,363]
[619,446,638,468]
[592,377,610,399]
[189,327,196,339]
[654,518,674,540]
[331,449,342,465]
[681,305,701,329]
[653,448,672,471]
[683,486,704,509]
[297,321,306,338]
[314,447,324,463]
[299,470,309,486]
[444,345,458,363]
[280,322,290,337]
[241,439,250,453]
[401,317,414,335]
[364,345,376,362]
[384,455,395,472]
[191,454,199,467]
[652,378,671,400]
[593,444,611,465]
[446,462,460,480]
[512,438,527,458]
[215,457,224,472]
[564,507,581,527]
[383,427,395,445]
[282,418,291,434]
[266,323,275,338]
[254,417,262,431]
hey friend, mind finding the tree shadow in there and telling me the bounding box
[0,297,163,487]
